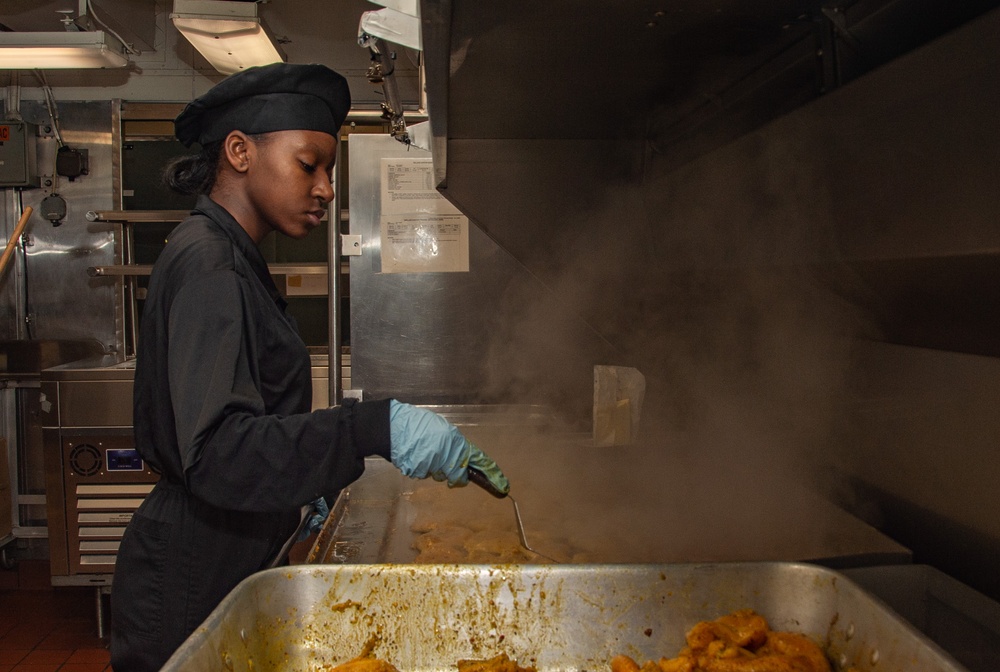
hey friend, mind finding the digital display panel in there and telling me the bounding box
[106,449,143,471]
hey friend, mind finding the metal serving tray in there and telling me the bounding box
[843,565,1000,672]
[162,562,966,672]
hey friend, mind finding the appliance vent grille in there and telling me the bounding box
[69,443,102,477]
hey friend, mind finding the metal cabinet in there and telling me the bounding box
[39,357,154,585]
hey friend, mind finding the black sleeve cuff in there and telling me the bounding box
[348,397,392,460]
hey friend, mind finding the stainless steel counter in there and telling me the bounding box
[40,356,135,430]
[310,411,911,568]
[39,354,335,427]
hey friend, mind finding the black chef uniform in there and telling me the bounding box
[110,194,391,670]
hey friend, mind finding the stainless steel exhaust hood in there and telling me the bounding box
[418,0,1000,357]
[420,0,996,184]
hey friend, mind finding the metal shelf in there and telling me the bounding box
[87,210,349,224]
[88,262,349,278]
[86,210,189,223]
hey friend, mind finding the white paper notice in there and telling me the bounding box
[380,158,470,273]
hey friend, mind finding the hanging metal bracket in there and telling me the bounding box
[359,33,410,145]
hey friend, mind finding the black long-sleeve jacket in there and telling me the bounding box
[111,195,391,672]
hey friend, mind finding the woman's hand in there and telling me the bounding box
[388,400,510,493]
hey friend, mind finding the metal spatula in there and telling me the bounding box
[469,467,559,563]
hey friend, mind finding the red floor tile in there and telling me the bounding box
[1,568,108,672]
[17,651,70,666]
[35,632,100,652]
[63,650,109,665]
[0,651,27,666]
[0,627,52,651]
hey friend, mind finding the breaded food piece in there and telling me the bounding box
[685,609,769,650]
[616,609,831,672]
[457,652,536,672]
[327,657,400,672]
[610,654,641,672]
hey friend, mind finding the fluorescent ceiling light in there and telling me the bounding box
[0,31,129,69]
[171,0,285,75]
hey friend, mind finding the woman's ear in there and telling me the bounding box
[222,131,252,174]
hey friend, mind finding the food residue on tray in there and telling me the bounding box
[612,609,838,672]
[327,653,535,672]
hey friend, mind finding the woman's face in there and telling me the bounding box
[244,129,338,240]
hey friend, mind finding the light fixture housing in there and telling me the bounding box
[0,31,129,69]
[359,6,422,51]
[170,0,286,75]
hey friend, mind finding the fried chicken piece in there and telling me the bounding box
[326,656,399,672]
[756,632,831,672]
[690,630,831,672]
[610,655,641,672]
[614,652,698,672]
[456,652,536,672]
[685,609,769,650]
[657,655,695,672]
[622,609,831,672]
[640,660,664,672]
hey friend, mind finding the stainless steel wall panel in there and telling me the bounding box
[347,135,618,411]
[15,101,119,353]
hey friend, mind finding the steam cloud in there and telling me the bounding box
[474,127,882,563]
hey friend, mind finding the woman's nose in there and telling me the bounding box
[314,178,334,203]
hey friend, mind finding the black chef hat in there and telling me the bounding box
[174,62,351,148]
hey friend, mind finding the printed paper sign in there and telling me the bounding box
[380,158,470,273]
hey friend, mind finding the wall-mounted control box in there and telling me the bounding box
[0,121,39,188]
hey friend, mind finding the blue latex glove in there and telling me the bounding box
[297,497,329,542]
[389,400,509,493]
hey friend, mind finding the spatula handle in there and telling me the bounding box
[468,467,507,499]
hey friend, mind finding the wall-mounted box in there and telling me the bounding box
[0,121,39,188]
